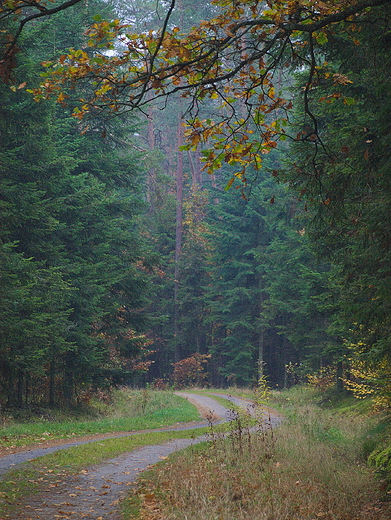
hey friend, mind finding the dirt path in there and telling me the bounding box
[0,393,280,519]
[12,437,208,520]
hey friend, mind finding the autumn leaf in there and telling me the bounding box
[28,0,391,183]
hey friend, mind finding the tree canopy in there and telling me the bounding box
[32,0,391,185]
[2,0,391,405]
[0,0,84,81]
[0,0,156,406]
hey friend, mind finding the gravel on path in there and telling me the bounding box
[0,392,280,519]
[14,437,207,520]
[0,421,211,479]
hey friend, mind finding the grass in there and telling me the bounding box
[0,428,211,518]
[0,388,232,518]
[123,386,391,520]
[2,386,391,520]
[188,387,255,400]
[0,388,200,449]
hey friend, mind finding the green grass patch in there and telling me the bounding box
[0,426,214,517]
[187,387,255,400]
[203,392,241,410]
[28,428,211,471]
[0,390,200,449]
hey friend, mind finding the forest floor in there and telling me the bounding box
[2,390,389,520]
[0,393,259,519]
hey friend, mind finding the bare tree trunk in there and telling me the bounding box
[146,104,155,206]
[17,371,23,407]
[49,360,56,406]
[174,115,184,363]
[173,0,185,364]
[258,328,264,380]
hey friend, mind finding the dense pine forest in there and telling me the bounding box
[1,0,391,408]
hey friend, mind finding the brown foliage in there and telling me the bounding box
[172,353,210,389]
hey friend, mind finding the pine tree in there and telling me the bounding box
[0,0,155,406]
[284,6,391,395]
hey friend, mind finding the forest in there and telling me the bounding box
[1,0,391,408]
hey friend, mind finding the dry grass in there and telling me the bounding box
[124,389,391,520]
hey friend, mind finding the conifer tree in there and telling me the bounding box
[0,0,154,406]
[284,6,391,395]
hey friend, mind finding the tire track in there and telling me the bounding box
[0,393,279,519]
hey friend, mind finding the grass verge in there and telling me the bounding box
[0,428,211,518]
[123,386,391,520]
[0,389,200,449]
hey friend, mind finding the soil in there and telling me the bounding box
[0,392,271,519]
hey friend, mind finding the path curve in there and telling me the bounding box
[0,392,281,519]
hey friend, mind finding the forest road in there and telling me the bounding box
[0,392,282,520]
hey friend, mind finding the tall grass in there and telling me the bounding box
[125,387,391,520]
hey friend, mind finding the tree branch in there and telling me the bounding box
[1,0,83,76]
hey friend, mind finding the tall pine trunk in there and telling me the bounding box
[173,0,184,364]
[147,102,156,209]
[174,115,184,363]
[49,360,56,406]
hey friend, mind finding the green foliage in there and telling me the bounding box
[368,445,391,491]
[205,177,269,385]
[283,6,391,402]
[0,0,154,407]
[5,0,391,403]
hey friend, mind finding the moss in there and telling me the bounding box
[368,444,391,489]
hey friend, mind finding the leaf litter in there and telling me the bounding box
[0,393,261,519]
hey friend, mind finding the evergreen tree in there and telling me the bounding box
[205,173,273,386]
[0,0,154,406]
[284,6,391,395]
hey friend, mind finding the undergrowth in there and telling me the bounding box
[124,386,391,520]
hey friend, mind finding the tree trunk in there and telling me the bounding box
[49,360,56,406]
[174,115,184,363]
[17,370,23,407]
[336,361,344,392]
[147,103,155,209]
[63,353,75,404]
[258,328,264,380]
